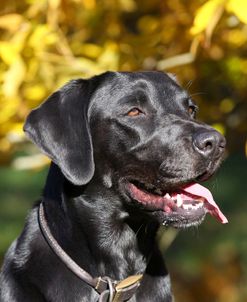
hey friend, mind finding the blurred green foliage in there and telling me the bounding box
[0,0,247,301]
[0,168,47,252]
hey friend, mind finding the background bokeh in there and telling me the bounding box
[0,0,247,301]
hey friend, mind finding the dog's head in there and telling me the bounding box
[24,71,228,228]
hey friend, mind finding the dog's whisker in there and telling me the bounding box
[189,91,207,98]
[135,223,145,237]
[185,80,193,89]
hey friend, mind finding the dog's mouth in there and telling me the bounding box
[126,181,228,228]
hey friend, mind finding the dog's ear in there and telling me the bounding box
[23,79,95,186]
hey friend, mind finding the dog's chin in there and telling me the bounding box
[151,210,206,228]
[124,180,207,229]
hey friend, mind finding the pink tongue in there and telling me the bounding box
[181,183,228,224]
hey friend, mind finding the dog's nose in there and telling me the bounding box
[193,130,226,157]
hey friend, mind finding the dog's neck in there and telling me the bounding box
[43,164,161,280]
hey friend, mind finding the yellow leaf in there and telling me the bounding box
[227,0,247,24]
[80,44,102,59]
[29,25,57,50]
[220,98,235,113]
[82,0,95,9]
[212,123,226,135]
[225,29,247,46]
[0,42,19,65]
[11,22,31,45]
[138,16,159,34]
[98,42,119,70]
[48,0,61,10]
[0,97,19,124]
[27,0,47,18]
[190,0,225,35]
[7,123,26,144]
[24,85,47,101]
[0,14,24,32]
[0,138,11,153]
[8,122,24,134]
[67,57,101,74]
[0,23,31,65]
[119,0,136,12]
[26,58,39,81]
[3,57,26,98]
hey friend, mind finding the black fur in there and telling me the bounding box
[0,71,225,301]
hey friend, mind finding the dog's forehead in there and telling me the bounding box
[105,71,185,94]
[91,71,188,111]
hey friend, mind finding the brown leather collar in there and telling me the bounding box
[38,202,143,302]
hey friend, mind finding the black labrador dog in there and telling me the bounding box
[0,71,227,302]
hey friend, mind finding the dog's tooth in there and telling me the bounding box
[176,194,183,207]
[195,202,203,209]
[195,203,201,209]
[182,204,189,210]
[163,221,169,226]
[164,193,171,199]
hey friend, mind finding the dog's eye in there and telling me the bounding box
[127,108,143,117]
[188,105,197,118]
[188,106,194,115]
